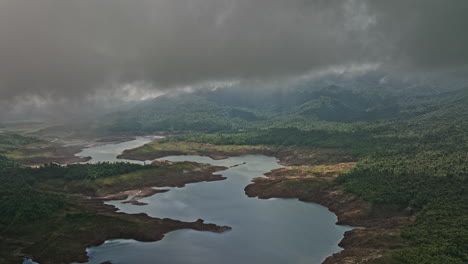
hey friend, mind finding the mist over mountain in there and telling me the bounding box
[1,2,468,264]
[1,0,467,120]
[102,70,468,135]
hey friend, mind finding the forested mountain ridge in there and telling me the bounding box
[105,94,263,133]
[104,72,468,135]
[1,71,467,263]
[99,72,468,263]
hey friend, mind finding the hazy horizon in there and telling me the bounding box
[1,0,467,120]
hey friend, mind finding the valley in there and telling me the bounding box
[1,2,467,264]
[1,72,467,264]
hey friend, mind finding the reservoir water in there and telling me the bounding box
[31,137,354,264]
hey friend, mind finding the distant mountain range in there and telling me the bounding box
[104,71,468,134]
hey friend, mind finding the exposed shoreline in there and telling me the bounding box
[10,138,408,264]
[117,139,410,263]
[244,167,412,264]
[9,135,141,167]
[117,139,356,167]
[25,198,231,264]
[5,161,232,264]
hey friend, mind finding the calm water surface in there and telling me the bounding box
[27,137,354,264]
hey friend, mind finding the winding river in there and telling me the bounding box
[29,137,354,264]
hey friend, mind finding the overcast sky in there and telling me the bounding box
[0,0,467,119]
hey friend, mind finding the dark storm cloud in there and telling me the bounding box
[0,0,372,102]
[0,0,467,117]
[367,0,468,73]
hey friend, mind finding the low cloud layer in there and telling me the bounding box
[368,0,468,74]
[0,0,467,119]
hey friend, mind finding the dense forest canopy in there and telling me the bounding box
[0,161,152,226]
[98,72,468,264]
[1,70,468,263]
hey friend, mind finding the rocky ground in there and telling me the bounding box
[1,161,231,264]
[117,139,355,166]
[3,136,411,264]
[117,139,410,263]
[5,135,138,167]
[245,165,412,264]
[20,198,231,264]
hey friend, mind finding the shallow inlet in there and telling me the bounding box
[26,137,354,264]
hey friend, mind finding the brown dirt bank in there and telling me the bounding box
[7,143,91,166]
[3,162,231,264]
[40,162,228,198]
[94,136,137,144]
[85,161,227,205]
[8,135,147,167]
[19,198,231,264]
[122,188,170,206]
[96,187,170,206]
[117,141,271,161]
[245,167,412,264]
[115,140,411,263]
[117,140,355,167]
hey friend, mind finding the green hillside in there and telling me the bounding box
[103,73,468,263]
[105,94,263,133]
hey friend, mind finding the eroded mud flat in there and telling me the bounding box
[72,138,353,264]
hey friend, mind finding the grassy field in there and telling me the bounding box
[266,163,356,178]
[118,140,272,160]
